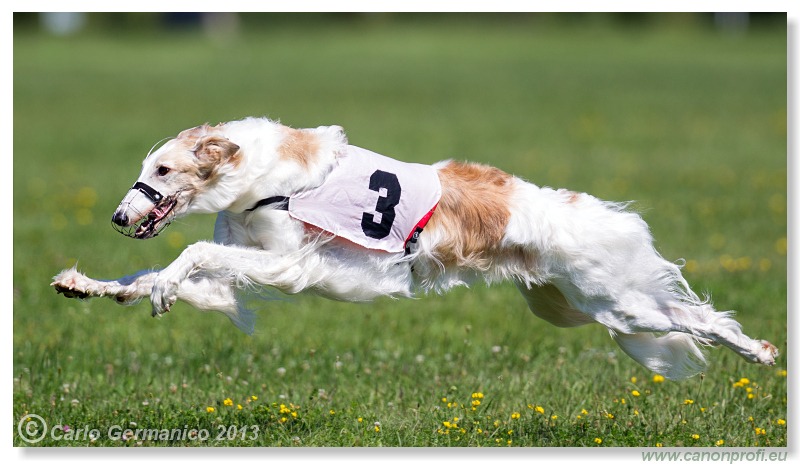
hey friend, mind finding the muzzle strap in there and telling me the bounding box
[132,181,164,203]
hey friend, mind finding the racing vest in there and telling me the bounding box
[286,145,441,253]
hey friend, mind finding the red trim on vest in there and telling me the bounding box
[404,203,438,247]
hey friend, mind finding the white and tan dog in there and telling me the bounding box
[52,117,778,380]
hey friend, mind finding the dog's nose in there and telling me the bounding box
[112,211,129,227]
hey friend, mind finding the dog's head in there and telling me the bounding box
[111,124,241,239]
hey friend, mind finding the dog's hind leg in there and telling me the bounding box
[515,280,712,379]
[609,301,778,379]
[658,301,779,367]
[549,271,778,378]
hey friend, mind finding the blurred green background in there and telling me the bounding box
[13,13,787,447]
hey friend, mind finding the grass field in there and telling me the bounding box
[12,14,788,449]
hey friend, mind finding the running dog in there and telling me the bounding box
[52,117,778,379]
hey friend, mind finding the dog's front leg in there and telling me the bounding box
[52,267,157,304]
[149,241,310,316]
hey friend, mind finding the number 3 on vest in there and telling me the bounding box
[361,170,401,239]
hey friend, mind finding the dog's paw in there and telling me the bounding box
[755,340,779,366]
[51,268,93,299]
[150,277,178,317]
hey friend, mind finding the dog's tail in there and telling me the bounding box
[609,330,707,380]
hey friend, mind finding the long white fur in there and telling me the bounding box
[51,117,778,380]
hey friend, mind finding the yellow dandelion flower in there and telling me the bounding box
[251,395,258,401]
[329,410,336,416]
[630,376,638,384]
[472,400,481,406]
[777,370,787,377]
[511,412,521,420]
[358,417,363,423]
[692,434,700,440]
[443,421,452,428]
[223,398,233,407]
[684,399,694,405]
[291,411,297,418]
[716,439,724,446]
[236,404,242,410]
[206,406,215,413]
[656,442,663,447]
[551,415,558,421]
[748,416,754,422]
[739,378,750,385]
[775,237,787,255]
[534,406,544,414]
[606,412,615,419]
[631,390,641,397]
[748,393,755,399]
[653,374,665,383]
[280,417,287,423]
[581,408,588,415]
[374,426,380,433]
[594,437,603,444]
[507,430,513,435]
[634,409,639,416]
[776,419,786,426]
[755,427,766,436]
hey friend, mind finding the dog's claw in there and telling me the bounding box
[151,304,170,317]
[150,278,177,317]
[53,285,89,299]
[756,340,779,366]
[50,268,91,299]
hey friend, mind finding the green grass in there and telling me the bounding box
[13,15,787,448]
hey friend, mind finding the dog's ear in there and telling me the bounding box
[178,123,214,140]
[315,125,348,159]
[193,135,240,180]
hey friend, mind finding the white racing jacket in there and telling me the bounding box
[288,145,442,253]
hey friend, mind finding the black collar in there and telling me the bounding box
[246,196,289,212]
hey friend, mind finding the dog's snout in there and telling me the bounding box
[112,210,129,227]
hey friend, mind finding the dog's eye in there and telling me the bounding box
[157,166,171,177]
